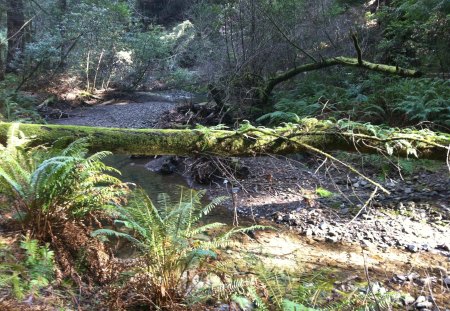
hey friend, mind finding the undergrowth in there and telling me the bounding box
[248,264,403,311]
[0,235,55,300]
[0,75,43,123]
[259,74,449,131]
[94,187,268,310]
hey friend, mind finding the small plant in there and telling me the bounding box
[0,235,55,300]
[0,78,43,123]
[94,187,267,309]
[316,187,334,198]
[0,125,129,282]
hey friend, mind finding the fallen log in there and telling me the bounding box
[0,119,448,161]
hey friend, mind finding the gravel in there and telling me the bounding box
[49,99,177,129]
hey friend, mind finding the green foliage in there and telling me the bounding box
[316,187,334,198]
[0,77,42,123]
[375,0,450,71]
[94,187,267,308]
[0,125,128,238]
[0,235,55,299]
[263,72,449,129]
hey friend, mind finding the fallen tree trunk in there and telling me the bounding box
[0,119,448,160]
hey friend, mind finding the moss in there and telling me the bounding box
[0,121,448,160]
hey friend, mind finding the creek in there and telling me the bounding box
[104,154,236,225]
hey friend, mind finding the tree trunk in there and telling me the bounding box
[259,57,422,108]
[0,42,5,81]
[58,0,68,68]
[6,0,25,73]
[0,120,448,161]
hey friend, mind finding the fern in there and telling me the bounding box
[0,235,55,299]
[0,125,129,239]
[93,187,269,307]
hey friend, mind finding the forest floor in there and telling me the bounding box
[46,91,450,309]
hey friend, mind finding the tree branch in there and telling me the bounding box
[259,57,422,107]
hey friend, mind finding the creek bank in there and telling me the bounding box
[202,156,450,257]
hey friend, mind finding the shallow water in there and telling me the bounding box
[104,155,188,198]
[104,154,236,225]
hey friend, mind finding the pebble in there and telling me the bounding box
[407,244,420,253]
[403,295,415,306]
[415,296,426,303]
[416,301,433,309]
[326,236,339,243]
[319,222,328,230]
[444,276,450,286]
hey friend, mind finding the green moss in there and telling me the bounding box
[316,187,334,198]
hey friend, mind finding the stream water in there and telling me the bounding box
[104,155,236,225]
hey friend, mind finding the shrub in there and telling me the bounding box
[0,125,129,282]
[0,235,55,300]
[94,188,267,309]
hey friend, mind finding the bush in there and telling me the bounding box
[0,235,55,300]
[260,73,449,130]
[0,125,129,282]
[94,188,267,309]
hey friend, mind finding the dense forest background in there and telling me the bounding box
[0,0,449,128]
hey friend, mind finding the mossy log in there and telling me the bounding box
[260,57,422,107]
[0,120,448,161]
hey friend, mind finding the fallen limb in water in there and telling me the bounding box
[0,119,448,161]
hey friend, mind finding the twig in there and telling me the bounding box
[294,142,390,194]
[446,144,450,172]
[362,250,382,311]
[5,17,34,42]
[345,187,378,228]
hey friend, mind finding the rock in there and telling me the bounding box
[395,274,406,282]
[328,228,338,236]
[360,239,374,250]
[353,182,360,188]
[145,156,178,174]
[402,226,413,234]
[417,276,436,286]
[407,272,420,281]
[444,276,450,286]
[415,296,426,304]
[416,301,433,309]
[437,243,450,251]
[370,282,386,295]
[326,236,338,243]
[403,295,415,306]
[340,208,349,214]
[305,228,313,237]
[407,244,420,253]
[319,222,328,230]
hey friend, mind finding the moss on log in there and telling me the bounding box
[260,57,422,107]
[0,120,448,160]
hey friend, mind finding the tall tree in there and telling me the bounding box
[0,41,4,80]
[5,0,25,73]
